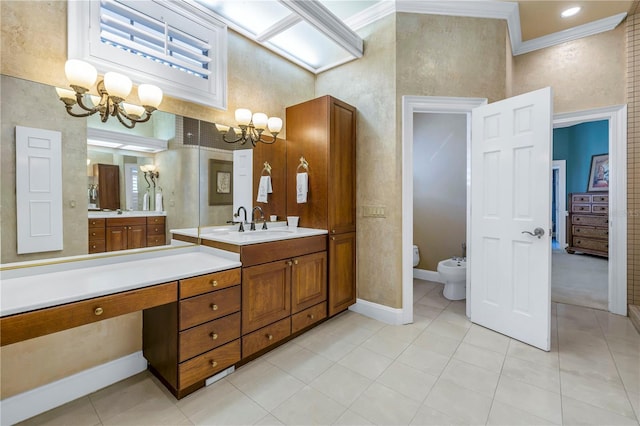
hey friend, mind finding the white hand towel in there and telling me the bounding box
[155,192,163,212]
[142,192,150,211]
[296,172,308,204]
[256,176,272,203]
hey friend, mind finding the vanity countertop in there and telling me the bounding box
[88,211,167,219]
[0,246,240,317]
[171,223,328,246]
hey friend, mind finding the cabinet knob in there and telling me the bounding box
[92,245,97,249]
[211,304,219,311]
[287,261,293,266]
[331,237,336,241]
[94,307,104,316]
[211,280,218,287]
[294,259,299,265]
[92,232,96,236]
[210,360,218,368]
[308,314,315,320]
[210,332,218,340]
[331,229,336,234]
[267,334,273,341]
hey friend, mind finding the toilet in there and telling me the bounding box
[437,257,467,300]
[413,245,420,267]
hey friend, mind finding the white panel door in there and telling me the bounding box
[233,149,253,213]
[470,87,553,351]
[15,126,63,254]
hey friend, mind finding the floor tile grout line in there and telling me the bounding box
[483,338,511,425]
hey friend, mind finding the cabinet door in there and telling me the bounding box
[242,260,291,334]
[328,98,356,234]
[328,232,356,317]
[128,224,147,249]
[96,164,120,210]
[291,252,327,314]
[106,226,128,251]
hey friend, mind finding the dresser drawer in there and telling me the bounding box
[147,216,166,225]
[147,224,165,236]
[592,204,608,214]
[571,215,608,227]
[106,217,146,227]
[88,218,105,229]
[180,286,241,330]
[180,268,241,299]
[572,226,608,240]
[572,194,591,203]
[179,312,241,362]
[573,237,608,253]
[179,340,240,389]
[291,302,326,334]
[89,227,106,239]
[147,235,166,247]
[88,239,106,253]
[592,195,608,203]
[571,204,591,213]
[242,317,291,358]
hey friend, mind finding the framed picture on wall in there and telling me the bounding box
[209,159,233,205]
[587,153,609,192]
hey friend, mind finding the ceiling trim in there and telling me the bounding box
[255,13,302,43]
[279,0,364,58]
[513,12,628,55]
[345,0,396,31]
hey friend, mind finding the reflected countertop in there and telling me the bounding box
[88,210,167,218]
[171,222,328,246]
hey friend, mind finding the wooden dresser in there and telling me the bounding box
[566,192,609,258]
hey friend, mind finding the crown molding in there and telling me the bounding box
[513,12,627,55]
[345,0,396,32]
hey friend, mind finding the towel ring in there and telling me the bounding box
[261,161,272,176]
[297,157,309,173]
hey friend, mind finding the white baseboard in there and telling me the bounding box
[1,351,147,425]
[349,298,404,325]
[413,268,443,283]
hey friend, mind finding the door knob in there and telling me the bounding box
[522,227,545,239]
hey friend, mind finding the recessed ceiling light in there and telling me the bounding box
[561,6,581,18]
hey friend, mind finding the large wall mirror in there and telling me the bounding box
[0,75,266,265]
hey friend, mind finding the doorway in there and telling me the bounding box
[402,98,628,327]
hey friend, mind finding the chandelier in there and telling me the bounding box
[216,109,282,147]
[56,60,163,129]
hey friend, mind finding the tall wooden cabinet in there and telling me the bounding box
[93,163,120,210]
[286,96,356,316]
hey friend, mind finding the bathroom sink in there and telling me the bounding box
[197,227,326,246]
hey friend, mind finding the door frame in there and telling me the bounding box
[552,160,567,249]
[402,99,628,323]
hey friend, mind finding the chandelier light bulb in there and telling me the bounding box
[138,84,163,109]
[122,103,146,119]
[267,117,283,134]
[55,87,76,101]
[104,72,133,100]
[235,108,252,126]
[65,59,97,92]
[252,112,268,130]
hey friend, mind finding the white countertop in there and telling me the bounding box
[171,223,328,246]
[0,246,241,317]
[89,211,167,218]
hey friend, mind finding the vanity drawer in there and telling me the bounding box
[106,217,146,227]
[88,218,105,228]
[573,237,608,252]
[572,194,592,203]
[179,340,240,389]
[88,239,106,253]
[180,268,241,299]
[147,216,166,225]
[571,215,608,227]
[291,302,326,334]
[89,227,106,239]
[241,235,327,267]
[179,312,241,362]
[147,235,166,247]
[242,317,291,358]
[571,204,591,213]
[1,281,177,346]
[572,226,608,239]
[179,286,241,330]
[147,224,165,236]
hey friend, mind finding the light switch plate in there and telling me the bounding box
[363,205,386,218]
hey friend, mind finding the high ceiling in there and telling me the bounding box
[195,1,636,73]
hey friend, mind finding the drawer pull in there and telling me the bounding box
[210,360,218,368]
[287,261,293,266]
[294,259,299,265]
[211,280,218,287]
[210,332,218,340]
[308,314,315,320]
[331,237,335,241]
[267,334,273,341]
[92,245,97,249]
[211,304,219,311]
[91,232,96,236]
[94,307,104,316]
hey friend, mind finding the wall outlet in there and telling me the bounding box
[363,205,386,217]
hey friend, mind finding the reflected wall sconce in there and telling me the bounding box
[215,108,282,147]
[56,59,163,129]
[141,164,159,188]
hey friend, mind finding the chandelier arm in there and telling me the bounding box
[75,93,102,113]
[222,128,246,144]
[113,107,136,129]
[63,104,96,118]
[143,172,150,188]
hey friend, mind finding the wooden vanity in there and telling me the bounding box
[88,215,167,253]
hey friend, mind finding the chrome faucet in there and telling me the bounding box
[250,206,267,231]
[452,243,467,261]
[233,206,247,232]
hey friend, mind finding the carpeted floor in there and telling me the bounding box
[552,250,608,310]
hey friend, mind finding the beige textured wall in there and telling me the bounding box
[511,25,625,113]
[0,0,313,398]
[413,114,468,270]
[316,15,399,307]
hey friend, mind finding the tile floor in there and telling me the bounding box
[20,279,640,425]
